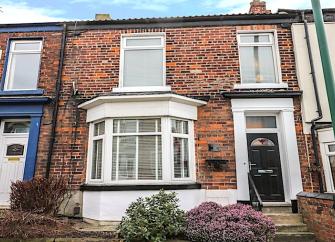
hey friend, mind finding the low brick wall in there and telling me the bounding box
[297,192,335,242]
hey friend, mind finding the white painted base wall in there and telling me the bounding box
[83,189,237,221]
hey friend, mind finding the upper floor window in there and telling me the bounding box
[120,34,165,88]
[4,40,42,91]
[238,32,280,84]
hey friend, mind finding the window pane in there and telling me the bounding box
[172,120,188,134]
[240,46,276,83]
[173,137,189,178]
[139,119,160,132]
[328,144,335,153]
[4,122,30,133]
[329,155,335,189]
[240,35,270,43]
[91,139,103,179]
[14,42,41,51]
[118,120,137,133]
[112,138,117,181]
[94,121,105,136]
[7,53,41,90]
[123,49,163,87]
[118,136,136,180]
[246,116,276,129]
[126,38,162,47]
[138,136,162,180]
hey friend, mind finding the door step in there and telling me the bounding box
[262,205,292,214]
[274,232,315,242]
[0,205,9,210]
[266,213,303,224]
[276,223,308,232]
[263,206,315,242]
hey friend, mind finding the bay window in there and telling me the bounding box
[88,117,195,184]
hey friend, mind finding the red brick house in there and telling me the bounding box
[0,1,333,234]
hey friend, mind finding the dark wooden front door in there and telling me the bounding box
[247,133,284,202]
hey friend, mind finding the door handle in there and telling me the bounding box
[258,169,273,174]
[249,163,256,171]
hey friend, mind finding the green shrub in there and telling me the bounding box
[118,190,186,242]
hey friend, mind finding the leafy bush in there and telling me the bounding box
[119,190,186,242]
[10,176,68,215]
[185,202,276,242]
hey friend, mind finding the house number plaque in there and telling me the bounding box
[6,144,24,156]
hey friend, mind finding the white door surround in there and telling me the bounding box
[0,120,29,205]
[231,98,303,202]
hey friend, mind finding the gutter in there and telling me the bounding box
[45,24,67,178]
[301,12,324,193]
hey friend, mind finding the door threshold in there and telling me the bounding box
[262,202,291,206]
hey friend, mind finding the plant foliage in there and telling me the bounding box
[119,190,186,242]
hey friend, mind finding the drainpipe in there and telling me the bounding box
[301,12,324,192]
[45,24,67,178]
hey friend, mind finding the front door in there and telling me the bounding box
[0,121,29,205]
[247,133,284,202]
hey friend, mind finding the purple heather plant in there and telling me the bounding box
[185,202,276,242]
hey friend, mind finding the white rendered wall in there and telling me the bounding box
[292,23,335,133]
[83,189,237,221]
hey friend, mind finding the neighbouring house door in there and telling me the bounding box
[0,121,29,205]
[247,133,285,202]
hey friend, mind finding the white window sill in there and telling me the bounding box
[234,83,288,89]
[113,86,172,93]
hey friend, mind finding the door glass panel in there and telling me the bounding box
[246,116,276,129]
[6,144,25,156]
[251,137,275,146]
[4,122,30,133]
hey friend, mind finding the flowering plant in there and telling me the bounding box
[185,202,275,242]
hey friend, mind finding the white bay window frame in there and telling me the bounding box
[80,93,206,185]
[87,121,105,183]
[87,117,196,185]
[235,30,286,89]
[115,33,170,92]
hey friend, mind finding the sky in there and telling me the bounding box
[0,0,334,24]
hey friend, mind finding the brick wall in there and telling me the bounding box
[0,30,63,179]
[298,192,335,242]
[38,23,317,192]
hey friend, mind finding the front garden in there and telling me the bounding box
[0,177,276,242]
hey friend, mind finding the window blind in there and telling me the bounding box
[112,119,162,181]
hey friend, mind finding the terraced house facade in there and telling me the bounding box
[0,0,334,228]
